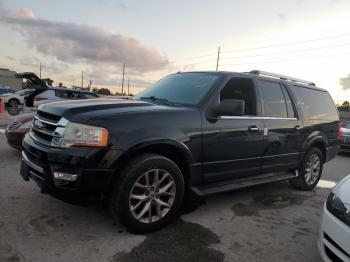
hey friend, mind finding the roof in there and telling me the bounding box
[175,70,326,91]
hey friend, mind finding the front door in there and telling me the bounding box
[201,77,265,182]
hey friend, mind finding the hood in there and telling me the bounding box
[38,98,173,122]
[13,113,35,124]
[333,175,350,205]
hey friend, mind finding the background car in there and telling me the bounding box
[341,121,350,152]
[319,175,350,261]
[33,88,100,107]
[5,89,102,149]
[0,89,35,107]
[0,87,15,95]
[5,113,34,149]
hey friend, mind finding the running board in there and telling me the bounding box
[190,171,297,196]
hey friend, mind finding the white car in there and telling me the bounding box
[319,175,350,261]
[0,89,35,107]
[33,88,99,107]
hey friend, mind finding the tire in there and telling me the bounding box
[8,99,20,108]
[289,147,323,191]
[109,153,185,233]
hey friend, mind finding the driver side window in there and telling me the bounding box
[220,78,257,116]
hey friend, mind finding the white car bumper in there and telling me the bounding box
[319,203,350,262]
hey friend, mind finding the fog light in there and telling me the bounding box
[53,171,78,181]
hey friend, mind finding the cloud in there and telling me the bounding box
[85,65,152,88]
[5,56,15,61]
[340,74,350,90]
[20,57,70,74]
[1,8,168,72]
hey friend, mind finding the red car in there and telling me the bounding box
[5,113,34,149]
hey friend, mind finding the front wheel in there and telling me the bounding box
[109,154,185,233]
[289,147,323,191]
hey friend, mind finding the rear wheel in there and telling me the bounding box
[8,99,20,108]
[109,154,185,233]
[289,147,323,191]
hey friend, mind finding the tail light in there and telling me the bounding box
[34,96,46,101]
[337,121,343,139]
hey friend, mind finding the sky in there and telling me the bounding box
[0,0,350,102]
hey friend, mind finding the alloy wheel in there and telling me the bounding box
[304,153,321,185]
[129,169,176,223]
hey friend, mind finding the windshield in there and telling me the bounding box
[135,73,219,106]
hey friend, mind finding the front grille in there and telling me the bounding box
[36,110,61,123]
[324,233,350,259]
[7,121,20,131]
[29,110,66,147]
[324,245,343,262]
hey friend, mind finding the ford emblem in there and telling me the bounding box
[33,119,44,129]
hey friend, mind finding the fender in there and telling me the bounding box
[110,138,196,171]
[302,130,328,152]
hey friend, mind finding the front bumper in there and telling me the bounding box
[21,134,124,200]
[319,203,350,262]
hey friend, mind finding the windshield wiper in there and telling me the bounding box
[140,96,175,106]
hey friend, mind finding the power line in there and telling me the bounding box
[219,51,350,67]
[219,42,350,61]
[221,32,350,54]
[173,42,350,69]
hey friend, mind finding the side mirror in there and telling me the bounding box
[212,99,245,117]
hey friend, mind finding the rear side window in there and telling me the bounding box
[55,90,66,98]
[80,92,98,99]
[293,86,338,121]
[259,80,289,118]
[281,86,296,118]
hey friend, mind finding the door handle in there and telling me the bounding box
[248,126,259,132]
[295,125,302,131]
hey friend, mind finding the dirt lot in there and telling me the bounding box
[0,131,349,262]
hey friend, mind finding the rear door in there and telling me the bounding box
[258,80,304,172]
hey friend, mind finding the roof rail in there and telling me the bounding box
[249,70,315,86]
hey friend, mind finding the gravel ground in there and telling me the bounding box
[0,133,349,262]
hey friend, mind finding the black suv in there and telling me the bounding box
[21,70,341,233]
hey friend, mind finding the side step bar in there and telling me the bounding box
[190,171,297,196]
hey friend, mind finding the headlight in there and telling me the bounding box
[56,122,108,148]
[326,192,350,226]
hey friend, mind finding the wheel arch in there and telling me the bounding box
[304,136,327,163]
[110,139,196,191]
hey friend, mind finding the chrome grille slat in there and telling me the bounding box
[29,110,67,147]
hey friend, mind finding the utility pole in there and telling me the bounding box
[39,63,42,79]
[121,63,125,94]
[127,78,130,95]
[89,80,92,91]
[216,46,221,71]
[81,71,84,88]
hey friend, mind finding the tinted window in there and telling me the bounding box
[80,92,98,99]
[281,86,296,118]
[55,90,66,98]
[260,80,288,118]
[293,86,338,121]
[135,73,219,105]
[345,122,350,129]
[220,78,257,116]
